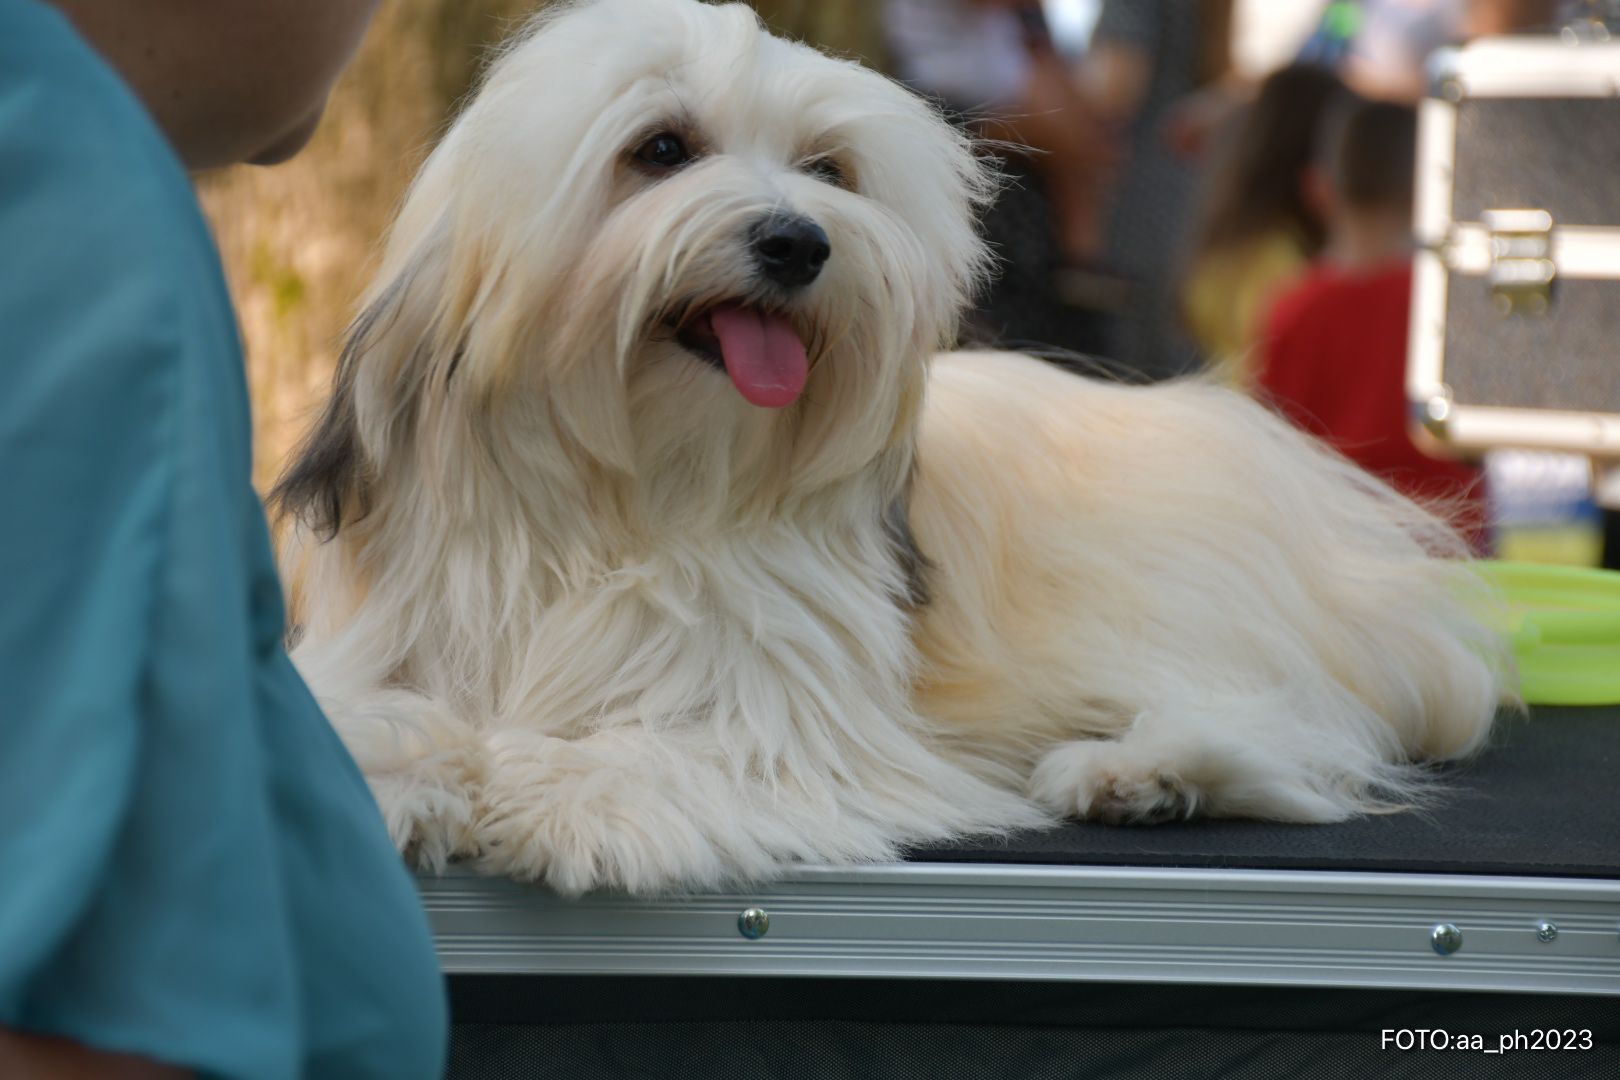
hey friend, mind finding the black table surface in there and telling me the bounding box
[910,706,1620,879]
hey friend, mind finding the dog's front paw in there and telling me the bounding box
[473,730,729,895]
[367,753,485,870]
[1029,740,1197,825]
[325,695,487,871]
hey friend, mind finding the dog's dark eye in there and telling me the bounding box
[803,156,850,189]
[636,132,693,170]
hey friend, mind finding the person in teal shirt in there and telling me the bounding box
[0,1,448,1076]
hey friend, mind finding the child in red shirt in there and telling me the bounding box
[1258,98,1490,551]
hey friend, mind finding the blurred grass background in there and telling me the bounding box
[199,0,885,492]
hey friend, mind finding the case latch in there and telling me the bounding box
[1483,208,1555,316]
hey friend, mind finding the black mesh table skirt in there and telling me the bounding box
[447,975,1620,1079]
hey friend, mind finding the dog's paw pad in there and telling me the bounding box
[1029,742,1198,825]
[1088,770,1193,825]
[368,758,484,871]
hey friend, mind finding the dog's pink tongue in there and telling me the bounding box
[709,305,808,409]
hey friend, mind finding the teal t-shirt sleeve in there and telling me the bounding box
[0,16,178,1010]
[0,3,447,1077]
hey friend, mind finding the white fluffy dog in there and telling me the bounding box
[274,0,1512,895]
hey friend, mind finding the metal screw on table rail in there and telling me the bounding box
[738,907,771,940]
[1431,923,1463,956]
[1537,921,1559,943]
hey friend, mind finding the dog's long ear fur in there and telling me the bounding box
[269,292,386,539]
[269,237,453,539]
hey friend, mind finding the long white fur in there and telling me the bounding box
[279,0,1513,896]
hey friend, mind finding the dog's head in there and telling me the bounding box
[277,0,993,534]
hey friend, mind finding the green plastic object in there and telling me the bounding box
[1472,561,1620,706]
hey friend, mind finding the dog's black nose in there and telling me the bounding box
[752,214,830,289]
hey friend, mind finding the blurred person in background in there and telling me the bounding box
[1468,0,1566,33]
[1086,0,1236,380]
[1298,0,1467,101]
[1181,64,1346,386]
[1256,99,1491,551]
[886,0,1112,266]
[1296,0,1566,102]
[0,1,447,1076]
[884,0,1115,356]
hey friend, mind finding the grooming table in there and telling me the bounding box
[427,707,1620,1077]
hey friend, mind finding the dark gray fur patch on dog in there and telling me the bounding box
[267,276,411,537]
[269,363,366,539]
[883,488,932,610]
